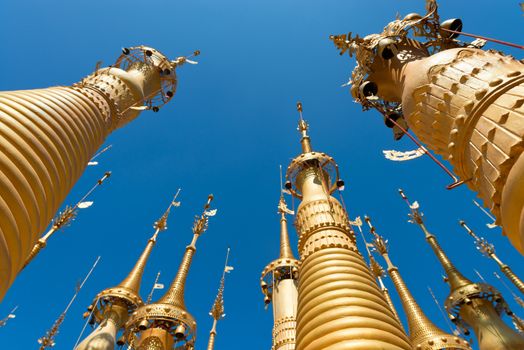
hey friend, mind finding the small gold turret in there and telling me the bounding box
[459,220,524,296]
[399,189,524,350]
[126,194,216,350]
[207,248,232,350]
[365,216,471,350]
[260,193,299,350]
[75,192,180,350]
[285,103,411,350]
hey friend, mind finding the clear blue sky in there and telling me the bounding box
[0,1,523,349]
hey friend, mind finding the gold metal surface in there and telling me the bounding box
[460,221,524,295]
[126,195,216,350]
[207,248,231,350]
[365,216,471,350]
[0,46,193,300]
[400,190,524,350]
[331,0,524,253]
[286,104,411,350]
[261,196,299,350]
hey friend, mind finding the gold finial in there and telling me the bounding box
[365,217,471,350]
[39,257,100,349]
[117,192,181,294]
[277,187,295,259]
[157,194,216,307]
[172,50,201,67]
[23,172,111,269]
[0,306,18,328]
[209,248,231,322]
[146,271,163,305]
[296,101,312,153]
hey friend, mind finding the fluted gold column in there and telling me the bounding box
[261,196,299,350]
[331,1,524,253]
[0,46,191,299]
[365,216,471,350]
[400,190,524,350]
[285,106,411,350]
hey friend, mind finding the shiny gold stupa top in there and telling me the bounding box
[284,103,411,350]
[331,0,524,254]
[260,194,299,350]
[74,193,180,350]
[399,189,524,350]
[365,216,471,350]
[0,45,197,300]
[125,194,216,350]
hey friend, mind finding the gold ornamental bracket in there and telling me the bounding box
[285,102,344,199]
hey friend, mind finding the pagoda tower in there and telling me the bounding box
[284,103,411,350]
[399,189,524,350]
[125,195,216,350]
[260,195,299,350]
[75,194,179,350]
[331,0,524,253]
[207,248,232,350]
[459,220,524,295]
[365,216,471,350]
[0,45,196,299]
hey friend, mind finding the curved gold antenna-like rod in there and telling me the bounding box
[38,256,100,349]
[23,173,111,269]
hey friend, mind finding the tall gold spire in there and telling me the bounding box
[261,192,299,350]
[353,216,402,326]
[207,248,231,350]
[75,193,180,350]
[0,46,195,300]
[460,220,524,295]
[285,103,411,350]
[365,216,471,350]
[126,194,216,350]
[399,189,524,350]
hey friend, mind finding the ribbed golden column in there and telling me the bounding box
[285,107,411,350]
[400,191,524,350]
[261,196,299,350]
[365,216,471,350]
[0,45,190,299]
[331,1,524,253]
[127,195,215,350]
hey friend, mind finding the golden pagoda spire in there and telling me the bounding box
[365,216,471,350]
[331,1,524,254]
[261,190,299,350]
[353,216,402,325]
[0,46,195,301]
[126,194,216,350]
[75,192,180,350]
[207,248,232,350]
[23,172,111,269]
[399,189,524,350]
[285,103,411,350]
[460,220,524,295]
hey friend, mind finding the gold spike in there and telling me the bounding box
[296,102,312,153]
[277,196,296,259]
[157,194,215,308]
[365,216,471,349]
[118,192,181,293]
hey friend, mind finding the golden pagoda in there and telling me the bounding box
[365,216,471,350]
[331,0,524,254]
[0,45,197,300]
[284,103,411,350]
[459,220,524,295]
[207,248,232,350]
[399,189,524,350]
[260,195,299,350]
[75,194,180,350]
[125,194,216,350]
